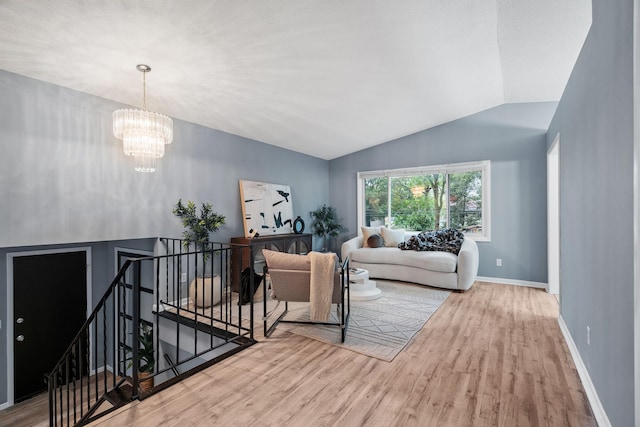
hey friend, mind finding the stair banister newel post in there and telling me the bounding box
[131,262,141,399]
[249,246,254,338]
[155,253,161,398]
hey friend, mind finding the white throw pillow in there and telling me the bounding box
[361,226,382,247]
[381,227,405,247]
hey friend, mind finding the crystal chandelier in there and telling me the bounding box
[113,64,173,172]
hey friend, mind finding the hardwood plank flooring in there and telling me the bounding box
[0,282,596,427]
[0,391,49,427]
[0,370,121,427]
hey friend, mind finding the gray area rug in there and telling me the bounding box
[269,280,451,362]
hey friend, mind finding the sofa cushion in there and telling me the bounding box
[381,227,405,247]
[361,226,382,247]
[349,247,457,273]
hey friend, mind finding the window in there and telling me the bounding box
[357,161,490,241]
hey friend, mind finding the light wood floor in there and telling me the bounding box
[0,282,596,427]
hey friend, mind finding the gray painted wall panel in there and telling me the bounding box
[0,70,329,406]
[329,102,556,283]
[0,69,328,248]
[547,0,634,425]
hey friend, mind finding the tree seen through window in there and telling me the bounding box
[363,168,484,234]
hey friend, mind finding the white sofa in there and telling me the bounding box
[341,232,479,291]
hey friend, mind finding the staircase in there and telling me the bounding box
[46,239,258,426]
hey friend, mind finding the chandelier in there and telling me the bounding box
[113,64,173,172]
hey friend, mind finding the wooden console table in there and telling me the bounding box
[230,233,312,292]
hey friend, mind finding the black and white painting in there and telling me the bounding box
[240,180,294,237]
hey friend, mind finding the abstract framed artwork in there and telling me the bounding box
[239,180,294,237]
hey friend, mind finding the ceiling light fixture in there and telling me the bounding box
[113,64,173,172]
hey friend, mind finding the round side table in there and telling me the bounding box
[348,268,382,300]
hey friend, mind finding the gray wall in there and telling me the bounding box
[0,69,328,248]
[329,102,556,283]
[547,0,634,425]
[0,70,329,406]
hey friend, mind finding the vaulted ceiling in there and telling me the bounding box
[0,0,591,160]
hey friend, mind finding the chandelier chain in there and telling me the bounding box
[142,70,147,110]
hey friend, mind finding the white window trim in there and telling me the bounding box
[357,160,491,242]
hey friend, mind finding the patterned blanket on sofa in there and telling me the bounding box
[398,228,464,255]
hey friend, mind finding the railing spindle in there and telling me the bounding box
[79,337,83,419]
[72,344,77,425]
[102,307,107,396]
[65,357,70,427]
[58,368,63,427]
[112,296,116,390]
[93,320,98,405]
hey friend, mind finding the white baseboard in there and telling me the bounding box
[475,276,547,289]
[0,401,9,411]
[154,297,191,313]
[559,315,611,427]
[153,288,232,313]
[90,364,113,376]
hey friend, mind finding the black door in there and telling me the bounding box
[13,251,87,402]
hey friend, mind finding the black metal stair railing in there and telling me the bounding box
[46,239,258,427]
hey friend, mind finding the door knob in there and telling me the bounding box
[16,335,24,342]
[16,317,24,324]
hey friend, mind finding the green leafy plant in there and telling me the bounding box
[310,205,343,251]
[173,199,226,254]
[127,323,154,374]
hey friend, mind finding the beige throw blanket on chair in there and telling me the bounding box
[309,251,337,322]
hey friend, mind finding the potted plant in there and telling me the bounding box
[310,204,343,252]
[173,199,226,308]
[173,199,226,256]
[128,322,155,393]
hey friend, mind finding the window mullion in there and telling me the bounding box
[387,176,392,227]
[445,173,450,229]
